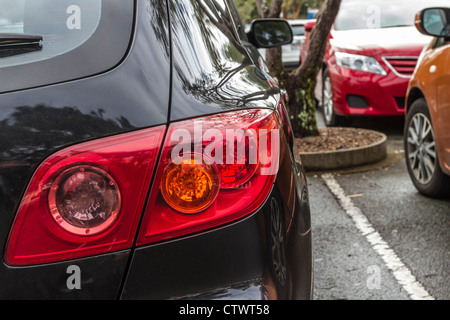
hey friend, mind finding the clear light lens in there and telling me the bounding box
[335,52,387,75]
[48,165,121,236]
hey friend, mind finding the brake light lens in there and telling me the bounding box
[5,126,165,266]
[137,109,280,245]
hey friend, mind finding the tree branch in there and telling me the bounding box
[266,0,283,18]
[255,0,265,18]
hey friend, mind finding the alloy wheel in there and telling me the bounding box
[323,76,334,125]
[406,113,437,185]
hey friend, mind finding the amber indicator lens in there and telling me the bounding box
[161,154,220,214]
[48,165,121,236]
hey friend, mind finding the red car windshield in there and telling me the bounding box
[334,0,450,31]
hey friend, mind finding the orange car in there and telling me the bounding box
[405,7,450,197]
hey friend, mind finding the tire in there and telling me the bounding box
[265,193,289,299]
[322,69,347,127]
[404,98,450,198]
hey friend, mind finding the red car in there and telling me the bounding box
[300,0,449,126]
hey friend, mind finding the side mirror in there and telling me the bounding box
[415,7,450,38]
[247,19,293,49]
[304,20,317,32]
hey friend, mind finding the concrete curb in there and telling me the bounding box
[299,130,388,171]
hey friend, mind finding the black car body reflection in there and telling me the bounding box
[0,0,312,300]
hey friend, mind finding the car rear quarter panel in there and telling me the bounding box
[168,0,278,122]
[120,0,312,300]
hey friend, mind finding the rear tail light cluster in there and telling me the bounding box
[137,108,279,245]
[5,127,165,266]
[5,109,280,266]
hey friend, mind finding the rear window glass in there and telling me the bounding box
[0,0,101,67]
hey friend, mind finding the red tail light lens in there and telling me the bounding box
[277,99,292,143]
[218,130,258,189]
[5,126,165,266]
[137,109,280,245]
[219,162,257,189]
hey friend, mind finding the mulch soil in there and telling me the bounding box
[295,127,385,153]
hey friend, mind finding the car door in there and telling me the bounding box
[435,40,450,171]
[420,37,450,173]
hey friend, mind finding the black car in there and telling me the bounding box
[0,0,312,300]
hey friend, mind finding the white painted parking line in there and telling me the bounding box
[321,173,434,300]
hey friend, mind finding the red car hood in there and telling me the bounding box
[330,26,431,56]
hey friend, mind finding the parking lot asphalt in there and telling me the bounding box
[307,111,449,300]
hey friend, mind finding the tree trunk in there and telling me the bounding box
[261,0,342,138]
[287,0,341,137]
[282,1,304,20]
[256,0,286,88]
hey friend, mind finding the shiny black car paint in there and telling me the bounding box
[0,0,312,299]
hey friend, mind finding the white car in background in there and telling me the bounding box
[282,19,309,68]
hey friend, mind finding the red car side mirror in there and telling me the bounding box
[304,20,317,32]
